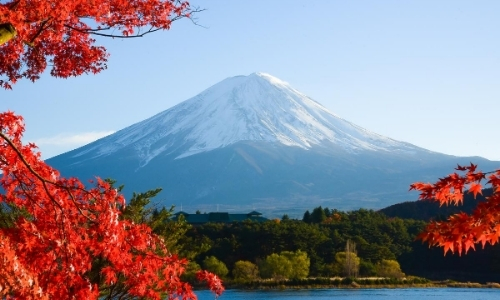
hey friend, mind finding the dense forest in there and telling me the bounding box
[181,208,417,279]
[175,192,500,284]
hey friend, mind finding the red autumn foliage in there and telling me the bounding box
[0,0,196,89]
[0,114,224,299]
[1,2,224,298]
[196,271,224,298]
[410,163,500,256]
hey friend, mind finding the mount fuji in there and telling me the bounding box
[47,73,498,216]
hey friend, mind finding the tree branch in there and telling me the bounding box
[64,8,206,38]
[65,24,163,38]
[28,18,51,44]
[0,131,96,222]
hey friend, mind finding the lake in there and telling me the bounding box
[194,288,499,300]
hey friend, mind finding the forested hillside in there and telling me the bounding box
[379,188,493,221]
[178,205,500,283]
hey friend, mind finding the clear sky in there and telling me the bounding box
[1,0,499,163]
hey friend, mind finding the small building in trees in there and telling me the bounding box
[172,210,268,225]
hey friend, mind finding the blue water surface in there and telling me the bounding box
[195,288,499,300]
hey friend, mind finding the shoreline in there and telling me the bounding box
[196,278,500,291]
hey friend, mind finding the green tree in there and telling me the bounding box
[232,261,259,281]
[119,187,197,256]
[359,260,377,277]
[181,262,202,282]
[281,250,310,279]
[120,187,213,262]
[203,256,229,278]
[376,259,405,279]
[0,202,29,229]
[259,253,293,280]
[310,206,327,223]
[334,251,360,277]
[302,210,312,223]
[259,251,309,280]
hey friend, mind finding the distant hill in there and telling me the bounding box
[379,188,493,221]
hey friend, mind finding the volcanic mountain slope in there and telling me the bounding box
[48,73,499,216]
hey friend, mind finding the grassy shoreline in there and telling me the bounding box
[201,277,500,290]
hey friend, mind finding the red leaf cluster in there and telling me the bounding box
[0,111,223,299]
[410,163,500,256]
[196,270,224,298]
[0,0,192,89]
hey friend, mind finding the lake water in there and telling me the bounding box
[194,288,499,300]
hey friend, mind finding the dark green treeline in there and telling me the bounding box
[183,206,500,283]
[185,208,422,277]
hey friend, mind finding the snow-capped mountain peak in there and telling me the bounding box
[50,72,499,213]
[71,73,421,166]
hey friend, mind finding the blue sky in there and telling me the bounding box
[1,0,499,163]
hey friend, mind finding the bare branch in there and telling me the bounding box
[65,24,162,38]
[65,8,207,38]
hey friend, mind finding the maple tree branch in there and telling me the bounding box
[64,24,161,38]
[10,172,40,214]
[4,0,20,10]
[0,131,96,222]
[0,131,64,209]
[181,7,208,28]
[64,7,206,38]
[77,25,113,32]
[7,169,75,272]
[28,18,51,44]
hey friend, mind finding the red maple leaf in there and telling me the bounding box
[411,164,500,256]
[0,112,223,299]
[0,0,198,89]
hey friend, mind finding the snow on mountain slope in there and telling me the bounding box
[70,72,425,166]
